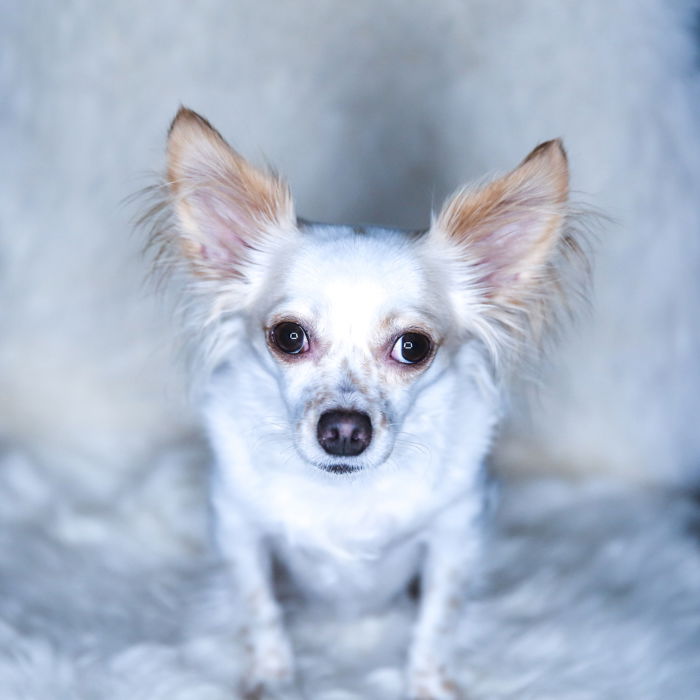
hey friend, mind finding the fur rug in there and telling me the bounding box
[2,2,700,698]
[1,444,697,699]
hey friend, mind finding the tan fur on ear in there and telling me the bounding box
[165,107,295,279]
[431,140,585,356]
[435,139,568,296]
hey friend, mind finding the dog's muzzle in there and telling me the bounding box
[316,410,372,456]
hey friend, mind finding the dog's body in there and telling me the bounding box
[204,227,494,697]
[155,108,581,699]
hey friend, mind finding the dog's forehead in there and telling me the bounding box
[285,224,428,310]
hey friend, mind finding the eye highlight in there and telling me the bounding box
[390,332,431,365]
[271,321,309,355]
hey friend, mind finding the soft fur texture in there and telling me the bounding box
[156,106,587,698]
[1,1,700,698]
[0,447,698,699]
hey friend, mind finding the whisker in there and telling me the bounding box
[394,432,433,462]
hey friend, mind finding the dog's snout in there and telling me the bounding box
[317,410,372,456]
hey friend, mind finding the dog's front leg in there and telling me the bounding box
[406,500,483,700]
[214,508,295,698]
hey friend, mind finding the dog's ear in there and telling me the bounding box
[165,107,296,282]
[428,140,571,348]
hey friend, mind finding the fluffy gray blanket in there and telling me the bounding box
[1,446,697,699]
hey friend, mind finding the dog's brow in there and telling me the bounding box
[380,308,443,335]
[265,300,318,322]
[263,295,293,314]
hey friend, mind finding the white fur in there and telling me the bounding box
[195,221,499,697]
[1,2,700,698]
[150,96,576,698]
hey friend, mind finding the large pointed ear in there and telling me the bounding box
[427,140,575,351]
[164,107,296,284]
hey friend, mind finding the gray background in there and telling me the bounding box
[2,0,700,492]
[1,3,699,698]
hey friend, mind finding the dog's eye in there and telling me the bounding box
[391,332,431,365]
[271,322,309,355]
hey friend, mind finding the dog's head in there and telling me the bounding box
[156,108,575,476]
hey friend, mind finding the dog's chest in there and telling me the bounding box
[272,528,423,608]
[232,467,458,604]
[250,466,439,546]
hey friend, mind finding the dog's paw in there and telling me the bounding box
[241,625,297,699]
[406,660,463,700]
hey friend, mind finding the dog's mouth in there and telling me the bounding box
[319,463,363,475]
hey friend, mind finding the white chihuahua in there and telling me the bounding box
[151,107,582,699]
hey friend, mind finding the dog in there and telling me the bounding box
[149,106,584,699]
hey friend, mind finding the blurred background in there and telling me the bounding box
[3,0,700,491]
[1,1,699,698]
[3,0,700,494]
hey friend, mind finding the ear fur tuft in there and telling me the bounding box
[137,108,299,376]
[164,106,295,282]
[429,139,589,363]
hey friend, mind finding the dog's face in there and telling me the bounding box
[160,108,571,476]
[251,224,455,474]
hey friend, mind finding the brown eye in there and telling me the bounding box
[271,322,309,355]
[390,332,431,365]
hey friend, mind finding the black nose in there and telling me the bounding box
[317,410,372,456]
